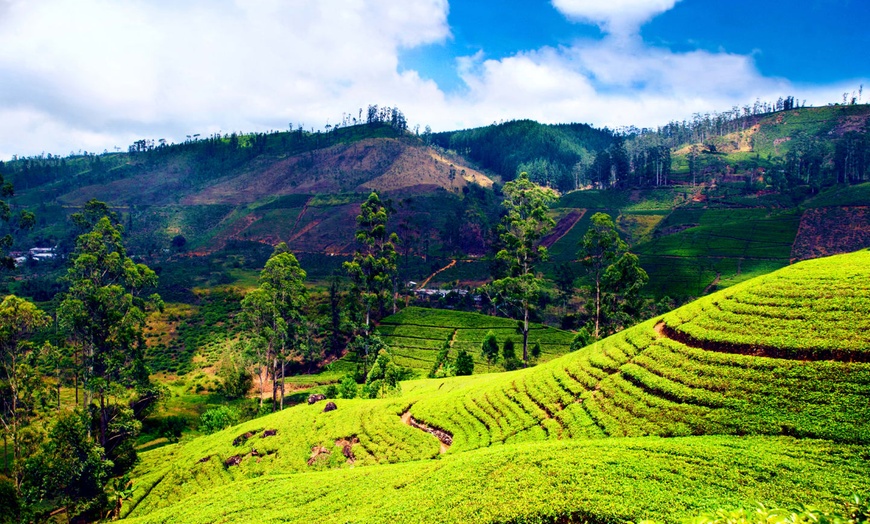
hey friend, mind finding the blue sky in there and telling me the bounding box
[0,0,867,158]
[404,0,868,94]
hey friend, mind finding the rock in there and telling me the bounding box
[262,429,277,438]
[233,431,254,446]
[323,401,337,412]
[224,455,243,467]
[198,455,211,463]
[307,394,326,405]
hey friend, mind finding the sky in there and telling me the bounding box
[0,0,867,159]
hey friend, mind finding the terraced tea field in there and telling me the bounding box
[123,250,870,523]
[376,307,576,374]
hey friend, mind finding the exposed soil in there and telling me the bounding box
[401,410,452,454]
[541,209,585,248]
[791,207,870,261]
[657,322,870,363]
[418,259,456,288]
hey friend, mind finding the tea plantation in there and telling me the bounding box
[122,250,870,523]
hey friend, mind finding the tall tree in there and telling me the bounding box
[578,213,626,339]
[0,170,34,269]
[344,192,398,376]
[489,172,556,366]
[58,215,162,452]
[241,242,308,411]
[0,295,50,489]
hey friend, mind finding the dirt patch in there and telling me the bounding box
[401,410,453,454]
[541,209,585,248]
[307,445,330,466]
[658,322,870,363]
[791,207,870,261]
[418,259,456,289]
[335,436,360,464]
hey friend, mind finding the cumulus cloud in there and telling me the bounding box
[551,0,681,35]
[0,0,450,157]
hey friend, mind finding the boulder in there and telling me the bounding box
[307,394,326,405]
[323,402,337,412]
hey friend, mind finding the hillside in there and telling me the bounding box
[121,250,870,523]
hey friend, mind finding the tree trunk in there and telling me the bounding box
[271,357,278,412]
[595,277,601,339]
[279,360,285,411]
[522,305,529,367]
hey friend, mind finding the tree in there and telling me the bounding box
[21,409,111,521]
[0,170,34,269]
[454,349,474,376]
[578,213,626,339]
[0,296,50,489]
[241,243,308,411]
[480,330,500,364]
[344,192,399,375]
[488,172,556,366]
[601,252,649,333]
[58,215,162,456]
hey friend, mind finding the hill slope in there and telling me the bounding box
[122,249,870,523]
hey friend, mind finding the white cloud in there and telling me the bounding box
[551,0,681,35]
[0,0,450,157]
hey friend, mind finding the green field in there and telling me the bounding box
[123,250,870,523]
[375,307,576,375]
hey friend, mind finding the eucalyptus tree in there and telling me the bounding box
[0,295,50,489]
[344,192,398,375]
[58,215,162,451]
[489,172,556,366]
[241,242,308,411]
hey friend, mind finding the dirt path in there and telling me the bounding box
[702,272,721,295]
[541,209,585,248]
[418,259,456,289]
[401,410,452,454]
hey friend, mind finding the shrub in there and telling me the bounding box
[481,330,500,363]
[338,375,358,399]
[157,416,188,442]
[199,406,239,434]
[325,384,339,398]
[454,349,474,376]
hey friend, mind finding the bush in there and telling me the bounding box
[481,330,499,364]
[199,406,240,434]
[454,349,474,376]
[325,384,339,398]
[338,375,358,399]
[157,416,188,442]
[0,479,20,524]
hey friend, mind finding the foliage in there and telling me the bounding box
[199,406,240,434]
[240,242,309,411]
[480,330,499,364]
[215,343,252,400]
[0,479,19,524]
[21,409,111,520]
[454,349,474,376]
[579,212,627,338]
[363,349,405,399]
[428,340,453,379]
[0,295,50,487]
[489,172,556,365]
[57,212,161,467]
[338,375,358,399]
